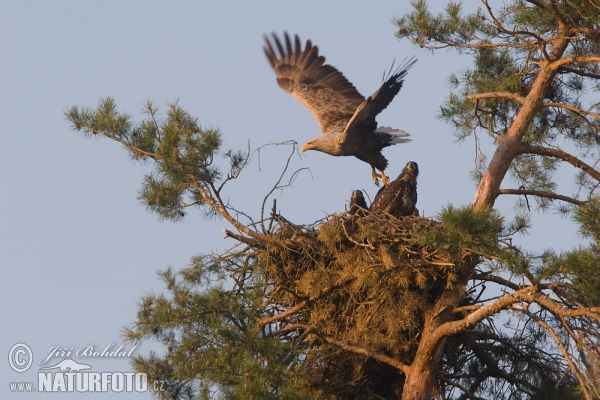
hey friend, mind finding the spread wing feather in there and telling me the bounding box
[264,32,365,136]
[344,58,417,140]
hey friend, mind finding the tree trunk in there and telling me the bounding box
[472,37,570,210]
[401,286,464,400]
[401,333,445,400]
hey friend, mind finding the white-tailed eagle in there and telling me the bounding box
[370,161,419,217]
[263,32,416,186]
[349,189,368,216]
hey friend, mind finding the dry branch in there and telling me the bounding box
[498,188,585,205]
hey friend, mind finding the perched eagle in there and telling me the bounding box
[264,32,416,186]
[349,189,368,216]
[370,161,419,217]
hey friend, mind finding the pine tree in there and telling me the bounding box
[67,1,600,398]
[392,0,600,397]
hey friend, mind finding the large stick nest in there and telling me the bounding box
[256,211,481,397]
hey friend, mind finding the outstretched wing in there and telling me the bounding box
[264,32,365,135]
[344,57,417,139]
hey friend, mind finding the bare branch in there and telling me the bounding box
[482,0,548,46]
[535,292,600,321]
[471,272,521,291]
[575,27,600,37]
[271,323,410,375]
[473,36,572,208]
[113,136,161,159]
[523,309,593,400]
[543,102,600,120]
[463,333,538,393]
[467,92,525,104]
[216,140,251,193]
[189,177,269,243]
[439,376,487,400]
[254,140,306,233]
[548,0,569,27]
[339,215,375,249]
[552,56,600,69]
[519,144,600,182]
[432,286,537,342]
[258,301,308,326]
[453,305,482,313]
[558,65,600,80]
[435,282,587,341]
[223,229,261,247]
[498,188,585,205]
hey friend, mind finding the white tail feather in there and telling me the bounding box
[376,126,411,143]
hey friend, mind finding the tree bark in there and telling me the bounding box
[401,322,446,400]
[401,286,465,400]
[472,37,570,210]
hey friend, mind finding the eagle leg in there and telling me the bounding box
[381,172,390,187]
[371,167,381,186]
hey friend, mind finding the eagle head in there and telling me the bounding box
[405,161,419,175]
[301,138,318,152]
[301,137,341,155]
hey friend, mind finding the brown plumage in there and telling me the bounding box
[370,161,418,217]
[349,190,368,216]
[264,32,416,186]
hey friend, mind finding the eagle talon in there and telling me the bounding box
[381,173,390,187]
[372,168,381,186]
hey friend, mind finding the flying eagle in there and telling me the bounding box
[370,161,419,217]
[263,32,416,186]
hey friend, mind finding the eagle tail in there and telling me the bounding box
[376,126,411,144]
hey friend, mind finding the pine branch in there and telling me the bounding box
[558,65,600,80]
[453,305,481,313]
[548,0,569,27]
[482,0,547,45]
[439,377,487,400]
[216,141,250,194]
[455,376,487,400]
[471,272,521,291]
[535,292,600,321]
[258,301,309,326]
[401,36,531,51]
[469,329,559,367]
[553,56,600,68]
[519,144,600,182]
[189,177,271,244]
[255,140,302,233]
[543,102,600,120]
[222,229,261,247]
[467,92,525,104]
[520,309,593,400]
[434,283,599,348]
[463,333,537,394]
[432,286,538,345]
[287,323,411,375]
[577,27,600,36]
[498,188,585,205]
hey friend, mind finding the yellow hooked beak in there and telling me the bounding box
[301,143,312,152]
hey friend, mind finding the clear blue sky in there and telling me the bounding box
[1,1,580,398]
